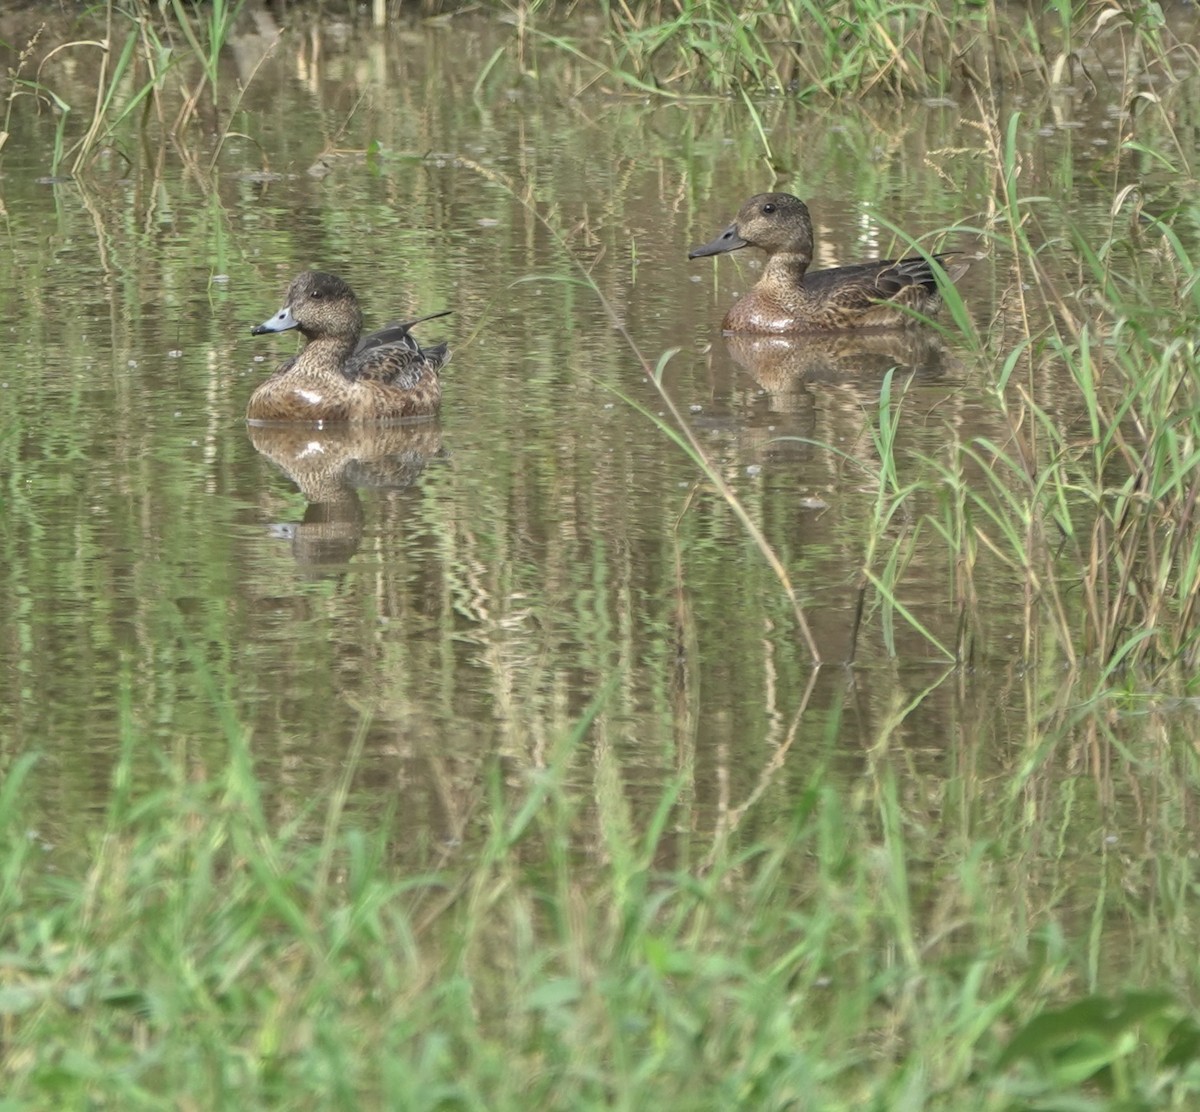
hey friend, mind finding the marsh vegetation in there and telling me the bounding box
[2,1,1200,1107]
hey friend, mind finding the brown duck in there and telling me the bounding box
[689,193,966,334]
[248,270,450,423]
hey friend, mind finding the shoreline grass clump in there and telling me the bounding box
[4,1,1196,180]
[850,234,1200,676]
[973,182,1200,675]
[6,670,1200,1109]
[517,0,1193,101]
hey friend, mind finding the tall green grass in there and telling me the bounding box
[506,0,1189,101]
[6,1,1191,181]
[838,94,1200,678]
[2,0,248,176]
[6,643,1200,1107]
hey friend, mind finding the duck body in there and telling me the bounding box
[689,193,964,334]
[248,271,450,424]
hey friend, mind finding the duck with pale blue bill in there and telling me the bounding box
[248,270,450,423]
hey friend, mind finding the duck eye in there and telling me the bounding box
[762,203,776,214]
[309,289,322,299]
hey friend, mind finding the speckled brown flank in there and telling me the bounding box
[247,270,450,424]
[689,193,967,334]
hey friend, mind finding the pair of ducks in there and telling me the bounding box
[248,192,965,424]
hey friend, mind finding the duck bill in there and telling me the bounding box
[688,223,749,259]
[251,305,299,335]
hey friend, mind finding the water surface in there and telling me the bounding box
[2,9,1199,924]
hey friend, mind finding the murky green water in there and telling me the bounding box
[2,8,1199,901]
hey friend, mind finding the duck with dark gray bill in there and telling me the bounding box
[689,193,966,334]
[248,270,450,423]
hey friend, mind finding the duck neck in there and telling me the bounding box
[763,250,811,287]
[302,333,357,370]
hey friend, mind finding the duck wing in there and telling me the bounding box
[354,309,452,356]
[807,254,957,305]
[346,309,451,385]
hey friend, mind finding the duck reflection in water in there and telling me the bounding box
[248,423,445,571]
[723,330,960,395]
